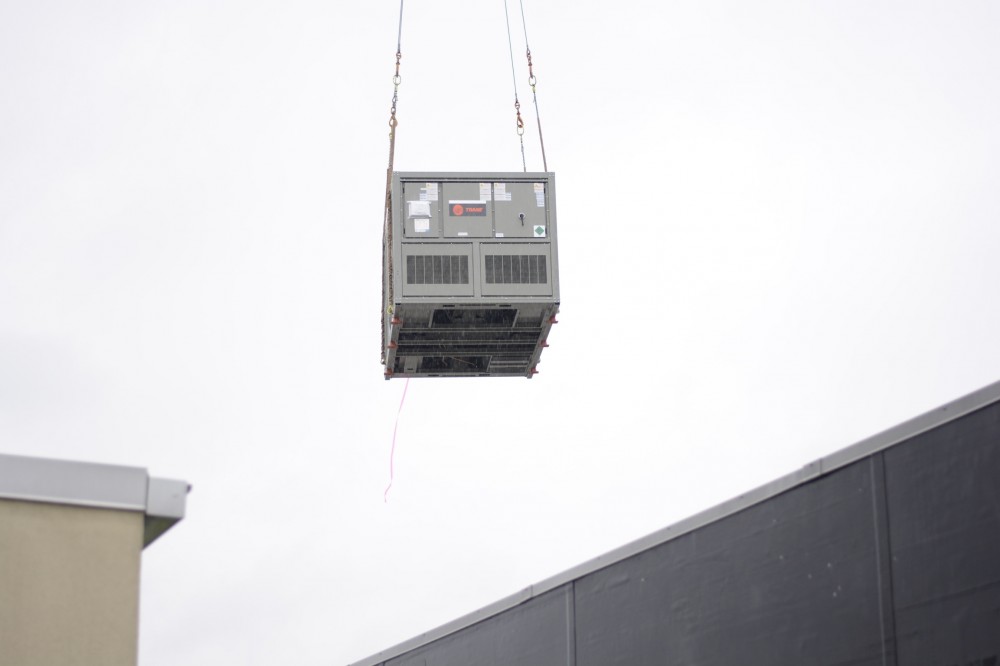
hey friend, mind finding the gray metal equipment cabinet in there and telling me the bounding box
[382,172,560,378]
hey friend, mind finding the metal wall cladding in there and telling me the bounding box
[353,399,1000,666]
[384,586,573,666]
[575,459,889,666]
[885,404,1000,666]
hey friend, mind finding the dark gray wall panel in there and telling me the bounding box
[885,402,1000,666]
[351,383,1000,666]
[385,585,572,666]
[574,460,890,666]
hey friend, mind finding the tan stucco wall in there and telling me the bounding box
[0,499,144,666]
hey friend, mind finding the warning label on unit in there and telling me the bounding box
[449,201,487,216]
[493,183,512,202]
[533,182,545,208]
[418,183,439,201]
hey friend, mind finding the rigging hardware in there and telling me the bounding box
[379,3,558,378]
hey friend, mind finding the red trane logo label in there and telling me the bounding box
[450,203,486,217]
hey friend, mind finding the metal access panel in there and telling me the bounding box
[441,181,493,238]
[382,171,560,378]
[400,243,474,297]
[494,180,549,238]
[480,243,553,297]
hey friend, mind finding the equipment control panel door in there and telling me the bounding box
[493,181,548,239]
[402,181,442,237]
[442,182,493,238]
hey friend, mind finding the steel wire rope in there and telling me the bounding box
[382,2,411,504]
[518,0,548,171]
[503,0,528,171]
[382,0,404,363]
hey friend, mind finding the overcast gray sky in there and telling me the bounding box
[2,1,999,664]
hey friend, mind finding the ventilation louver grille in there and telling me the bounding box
[406,255,469,285]
[484,255,547,284]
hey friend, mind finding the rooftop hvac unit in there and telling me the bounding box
[382,172,560,378]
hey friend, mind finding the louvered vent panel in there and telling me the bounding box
[484,255,547,284]
[406,255,470,285]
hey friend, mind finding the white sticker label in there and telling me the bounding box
[419,183,439,201]
[408,201,431,218]
[414,218,430,233]
[479,183,491,198]
[493,183,511,201]
[533,225,546,237]
[495,232,505,238]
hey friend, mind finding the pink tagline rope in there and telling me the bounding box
[384,378,410,502]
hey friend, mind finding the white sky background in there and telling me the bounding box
[1,0,999,663]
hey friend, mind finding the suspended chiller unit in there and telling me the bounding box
[382,171,560,378]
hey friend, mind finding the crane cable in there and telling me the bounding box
[383,2,407,502]
[518,0,549,172]
[384,0,403,221]
[381,0,404,362]
[503,0,527,172]
[385,1,545,184]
